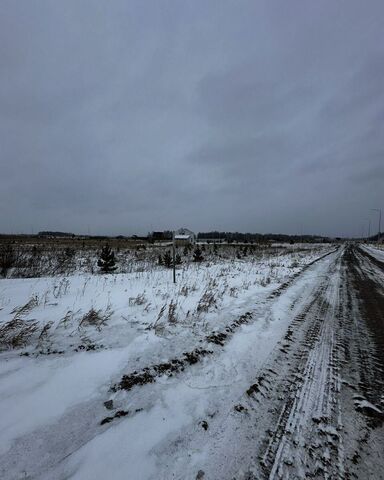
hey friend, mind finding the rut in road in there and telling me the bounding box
[249,249,345,479]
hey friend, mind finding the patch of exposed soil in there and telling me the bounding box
[112,347,213,393]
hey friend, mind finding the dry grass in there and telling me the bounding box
[0,317,39,350]
[167,300,178,324]
[129,293,146,306]
[196,288,217,313]
[79,306,113,331]
[10,295,39,317]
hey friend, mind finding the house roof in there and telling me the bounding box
[175,234,192,240]
[176,228,194,236]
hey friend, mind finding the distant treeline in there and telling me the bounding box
[37,232,148,240]
[367,232,382,242]
[38,231,75,237]
[0,230,341,244]
[197,231,332,243]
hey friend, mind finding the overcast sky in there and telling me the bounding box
[1,0,383,237]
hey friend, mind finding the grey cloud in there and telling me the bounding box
[1,0,383,237]
[349,163,384,185]
[196,66,316,135]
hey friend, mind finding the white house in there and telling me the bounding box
[174,228,195,246]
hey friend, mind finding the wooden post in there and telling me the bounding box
[172,231,176,283]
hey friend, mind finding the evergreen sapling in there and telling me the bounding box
[97,244,117,273]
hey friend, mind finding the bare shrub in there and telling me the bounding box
[11,295,39,317]
[129,293,146,306]
[196,288,216,313]
[229,287,238,297]
[241,280,251,290]
[0,294,41,349]
[55,248,76,275]
[157,304,166,322]
[79,306,113,331]
[37,321,54,349]
[53,278,70,298]
[59,309,81,328]
[260,276,271,287]
[38,321,53,340]
[167,300,178,324]
[179,285,190,296]
[179,281,198,297]
[143,302,152,313]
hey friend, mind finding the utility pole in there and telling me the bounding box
[371,208,382,244]
[172,231,176,284]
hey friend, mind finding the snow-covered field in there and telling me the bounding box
[0,244,343,479]
[0,245,332,357]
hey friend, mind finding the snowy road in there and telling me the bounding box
[1,245,383,479]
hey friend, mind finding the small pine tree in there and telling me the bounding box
[158,254,163,265]
[193,246,204,262]
[183,245,189,256]
[175,253,182,265]
[163,250,172,268]
[97,244,117,273]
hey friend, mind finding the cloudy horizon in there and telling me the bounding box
[1,0,383,238]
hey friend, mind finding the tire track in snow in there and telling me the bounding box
[229,245,384,480]
[255,255,344,479]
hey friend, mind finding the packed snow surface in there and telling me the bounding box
[0,245,336,479]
